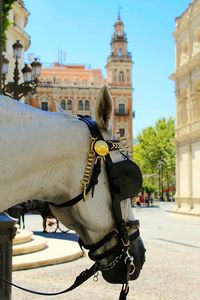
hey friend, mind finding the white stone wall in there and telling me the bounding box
[179,145,189,198]
[192,140,200,197]
[172,0,200,215]
[5,1,30,83]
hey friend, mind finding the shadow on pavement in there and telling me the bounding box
[33,231,79,242]
[132,204,160,209]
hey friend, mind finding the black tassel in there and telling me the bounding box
[119,284,129,300]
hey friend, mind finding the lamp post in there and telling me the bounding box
[1,40,41,100]
[157,157,164,201]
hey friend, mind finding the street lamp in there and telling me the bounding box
[157,157,164,200]
[1,40,41,100]
[2,55,9,75]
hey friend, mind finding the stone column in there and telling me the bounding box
[188,140,193,209]
[175,144,181,208]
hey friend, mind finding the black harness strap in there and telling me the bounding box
[79,229,118,252]
[0,264,97,296]
[46,116,104,208]
[46,183,92,208]
[129,229,140,242]
[90,244,123,262]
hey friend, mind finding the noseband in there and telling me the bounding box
[48,115,143,299]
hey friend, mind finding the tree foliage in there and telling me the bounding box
[2,0,16,49]
[133,117,175,195]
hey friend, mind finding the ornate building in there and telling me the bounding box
[170,0,200,215]
[27,64,105,115]
[27,15,133,150]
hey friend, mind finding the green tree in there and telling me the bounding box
[133,117,175,197]
[2,0,16,49]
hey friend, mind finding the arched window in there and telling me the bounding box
[67,99,72,110]
[119,71,125,82]
[85,100,90,110]
[78,100,83,110]
[118,103,125,114]
[119,128,125,137]
[61,99,66,110]
[118,48,122,56]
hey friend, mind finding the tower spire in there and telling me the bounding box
[117,0,122,20]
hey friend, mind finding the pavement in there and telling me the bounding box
[12,215,84,271]
[11,202,200,300]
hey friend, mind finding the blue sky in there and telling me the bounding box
[24,0,191,137]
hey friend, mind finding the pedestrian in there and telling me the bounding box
[135,195,141,211]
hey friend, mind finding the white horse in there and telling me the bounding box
[0,86,145,293]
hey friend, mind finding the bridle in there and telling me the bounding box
[0,115,142,300]
[48,115,142,297]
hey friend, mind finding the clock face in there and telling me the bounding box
[118,31,121,36]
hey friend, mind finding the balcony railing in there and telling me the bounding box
[114,109,130,116]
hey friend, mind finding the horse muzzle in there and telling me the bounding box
[101,237,146,284]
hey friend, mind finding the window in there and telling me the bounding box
[85,100,90,110]
[41,102,48,111]
[61,99,66,110]
[78,100,83,110]
[118,103,125,114]
[13,14,17,26]
[67,99,72,110]
[117,30,121,37]
[118,48,122,56]
[119,128,125,137]
[119,71,125,82]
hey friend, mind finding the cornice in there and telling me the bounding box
[37,84,103,91]
[108,85,133,91]
[171,51,200,80]
[175,120,200,144]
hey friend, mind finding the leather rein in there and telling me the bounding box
[0,115,140,300]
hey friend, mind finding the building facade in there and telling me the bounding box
[170,0,200,215]
[5,0,30,83]
[27,64,105,116]
[27,15,133,150]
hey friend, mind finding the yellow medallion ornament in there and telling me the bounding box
[94,140,109,156]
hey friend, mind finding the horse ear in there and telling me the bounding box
[54,101,64,112]
[95,85,113,130]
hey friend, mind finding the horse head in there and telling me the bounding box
[0,88,145,296]
[50,85,146,288]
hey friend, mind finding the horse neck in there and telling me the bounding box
[0,100,89,211]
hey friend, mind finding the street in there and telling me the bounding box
[12,202,200,300]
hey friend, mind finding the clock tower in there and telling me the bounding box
[106,15,133,153]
